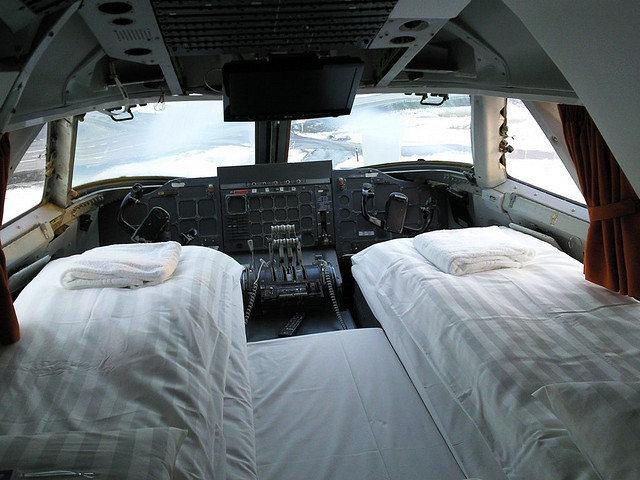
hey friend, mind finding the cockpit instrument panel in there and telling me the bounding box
[134,160,440,256]
[145,177,223,248]
[218,161,334,252]
[331,168,436,257]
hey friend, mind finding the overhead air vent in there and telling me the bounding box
[151,0,398,56]
[115,28,154,43]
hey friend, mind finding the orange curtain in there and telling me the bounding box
[558,105,640,297]
[1,132,20,344]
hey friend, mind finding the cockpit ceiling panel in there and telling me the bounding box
[151,0,398,55]
[20,0,77,16]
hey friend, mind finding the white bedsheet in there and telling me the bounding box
[0,246,256,480]
[248,329,464,480]
[352,228,640,480]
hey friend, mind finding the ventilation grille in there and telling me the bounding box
[151,0,398,55]
[115,28,154,43]
[22,0,77,16]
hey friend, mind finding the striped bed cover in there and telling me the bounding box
[0,246,256,480]
[351,228,640,480]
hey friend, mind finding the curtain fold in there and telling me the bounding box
[1,132,20,345]
[558,104,640,297]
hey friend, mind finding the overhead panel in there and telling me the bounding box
[369,17,449,87]
[78,0,183,95]
[19,0,78,15]
[369,0,476,87]
[151,0,398,56]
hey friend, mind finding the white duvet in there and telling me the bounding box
[352,228,640,480]
[0,246,254,480]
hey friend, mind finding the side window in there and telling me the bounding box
[505,99,585,204]
[3,125,47,225]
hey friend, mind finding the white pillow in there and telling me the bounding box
[533,381,640,480]
[0,428,187,480]
[412,226,535,275]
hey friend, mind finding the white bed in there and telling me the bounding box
[0,245,256,480]
[351,227,640,480]
[248,328,465,480]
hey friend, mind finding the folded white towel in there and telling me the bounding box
[412,226,536,275]
[61,241,182,289]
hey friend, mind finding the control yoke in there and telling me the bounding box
[361,182,435,234]
[117,183,145,236]
[132,207,171,243]
[118,183,197,244]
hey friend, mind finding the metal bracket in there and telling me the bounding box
[0,3,81,132]
[419,93,449,106]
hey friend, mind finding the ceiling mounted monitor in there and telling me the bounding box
[222,56,364,122]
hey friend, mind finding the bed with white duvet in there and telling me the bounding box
[351,226,640,480]
[0,244,256,480]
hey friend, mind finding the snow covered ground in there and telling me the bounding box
[4,185,43,223]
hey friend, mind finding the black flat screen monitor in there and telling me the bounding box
[222,57,364,122]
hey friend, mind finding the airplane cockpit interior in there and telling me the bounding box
[113,158,442,340]
[1,1,639,479]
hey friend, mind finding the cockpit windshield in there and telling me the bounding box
[72,94,472,187]
[290,93,472,168]
[73,101,255,187]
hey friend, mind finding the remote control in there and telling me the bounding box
[279,312,305,337]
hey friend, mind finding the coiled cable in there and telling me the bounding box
[244,259,269,324]
[320,260,347,330]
